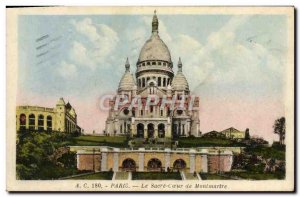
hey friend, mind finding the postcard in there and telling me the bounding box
[6,6,294,192]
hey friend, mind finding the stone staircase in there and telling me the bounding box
[181,171,201,180]
[112,172,132,180]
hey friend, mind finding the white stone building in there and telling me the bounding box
[105,12,200,139]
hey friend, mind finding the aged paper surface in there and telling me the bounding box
[6,6,294,192]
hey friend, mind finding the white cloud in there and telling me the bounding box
[69,41,95,69]
[58,61,78,79]
[69,18,119,70]
[70,18,100,42]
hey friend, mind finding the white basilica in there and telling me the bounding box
[105,12,200,139]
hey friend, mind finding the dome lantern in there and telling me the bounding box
[125,57,130,72]
[178,57,183,72]
[152,10,159,34]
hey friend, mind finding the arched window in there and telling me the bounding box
[29,114,35,130]
[173,159,187,170]
[38,115,44,131]
[137,123,144,138]
[147,158,162,171]
[158,123,165,138]
[122,158,136,171]
[142,78,145,87]
[19,114,26,131]
[47,116,52,131]
[147,123,154,138]
[163,78,166,87]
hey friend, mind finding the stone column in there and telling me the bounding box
[200,149,208,173]
[76,152,80,169]
[164,149,171,172]
[101,150,108,171]
[154,128,158,138]
[113,148,119,172]
[138,148,145,171]
[189,149,196,173]
[144,127,147,138]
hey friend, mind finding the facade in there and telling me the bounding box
[105,12,200,138]
[71,146,234,174]
[221,127,245,139]
[16,97,82,133]
[71,12,236,174]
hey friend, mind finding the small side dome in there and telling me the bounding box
[56,97,65,105]
[172,58,189,91]
[118,58,136,91]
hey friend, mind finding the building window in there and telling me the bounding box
[158,77,161,86]
[47,116,52,131]
[29,114,35,130]
[147,62,150,65]
[123,108,129,115]
[138,79,141,87]
[150,106,153,113]
[182,124,185,136]
[167,78,170,85]
[142,78,145,87]
[158,62,161,65]
[163,62,166,66]
[163,78,166,87]
[38,115,44,131]
[160,110,163,116]
[19,114,26,131]
[141,110,143,116]
[152,62,156,65]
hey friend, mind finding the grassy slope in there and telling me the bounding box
[177,137,239,147]
[69,135,128,147]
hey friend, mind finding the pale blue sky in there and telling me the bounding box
[18,14,287,100]
[17,14,288,139]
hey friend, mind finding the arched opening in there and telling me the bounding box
[158,123,165,138]
[19,114,26,130]
[147,158,162,171]
[137,123,144,138]
[47,116,52,131]
[29,114,35,130]
[173,159,187,170]
[122,158,136,171]
[172,124,179,138]
[147,123,154,138]
[38,114,44,131]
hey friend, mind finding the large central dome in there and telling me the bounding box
[138,34,171,62]
[137,11,171,63]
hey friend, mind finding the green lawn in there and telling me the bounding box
[200,173,232,180]
[67,172,113,180]
[244,146,285,160]
[132,172,182,180]
[178,137,240,147]
[69,135,128,147]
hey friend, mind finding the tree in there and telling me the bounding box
[245,128,250,140]
[273,117,286,145]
